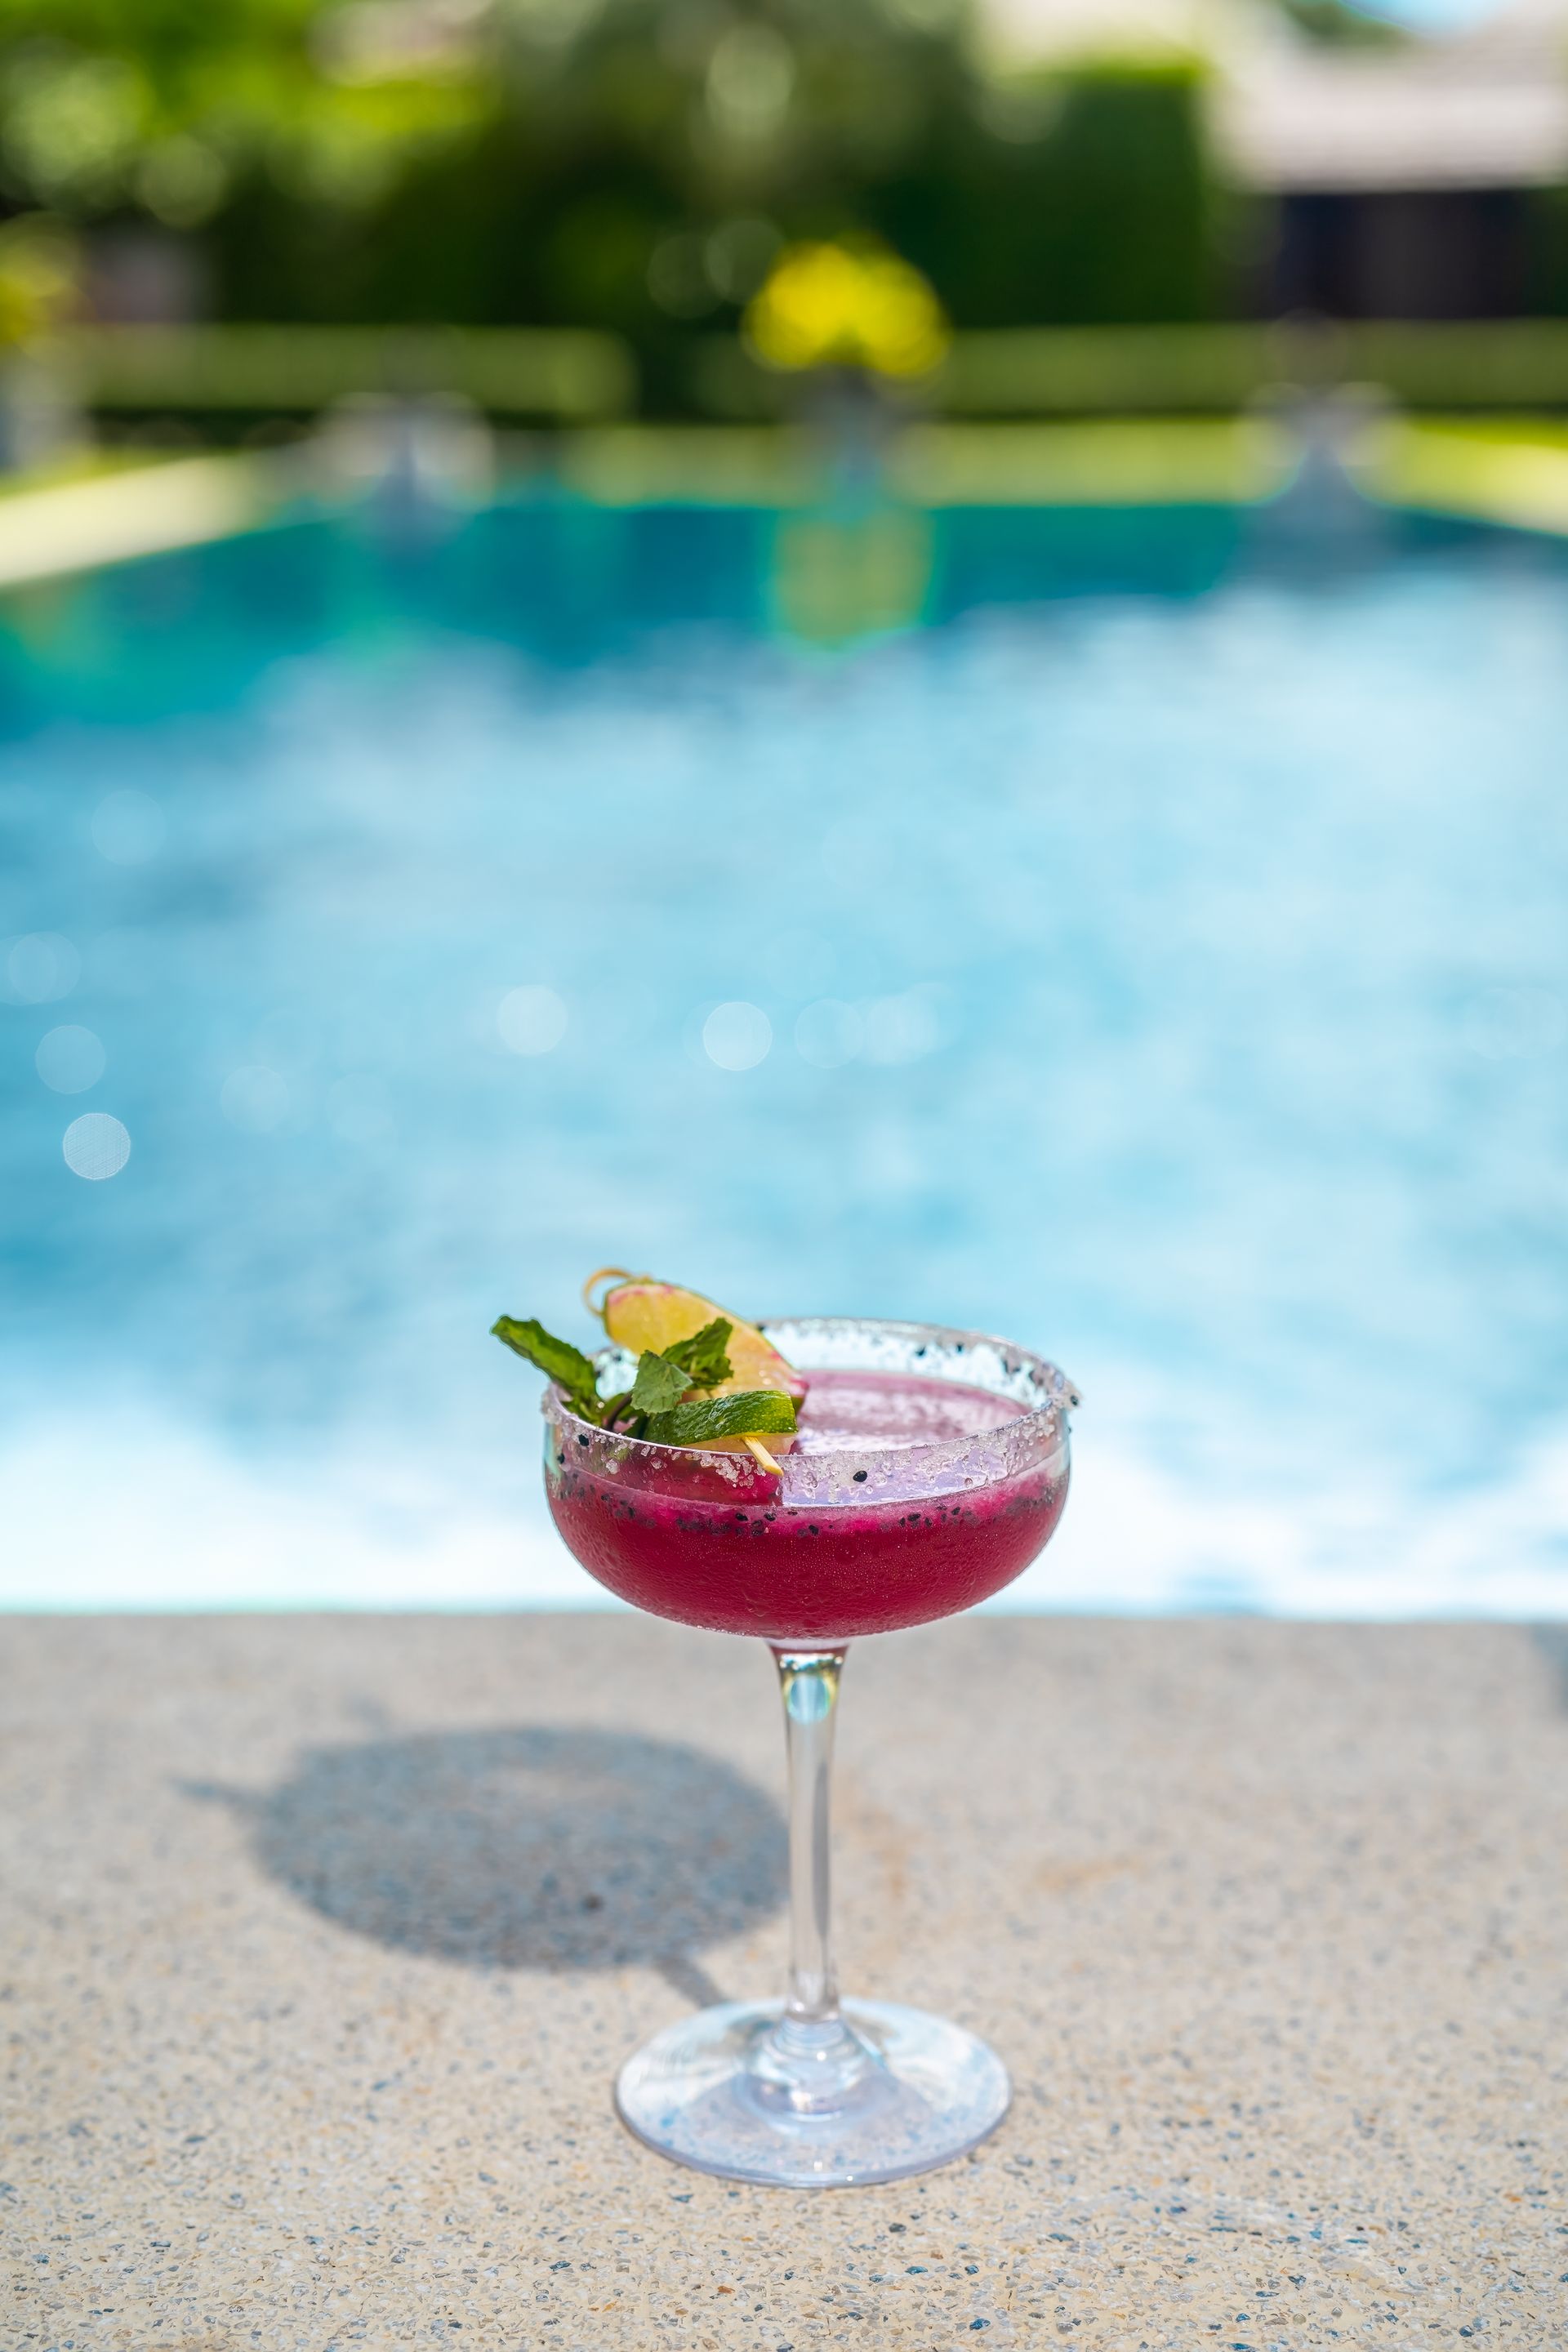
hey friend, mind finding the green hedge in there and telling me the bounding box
[859,66,1218,332]
[936,321,1568,414]
[0,2,1222,373]
[52,320,1568,426]
[52,324,635,420]
[693,321,1568,420]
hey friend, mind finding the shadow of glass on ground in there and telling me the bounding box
[185,1726,786,2005]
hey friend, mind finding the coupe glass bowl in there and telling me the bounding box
[541,1315,1076,2186]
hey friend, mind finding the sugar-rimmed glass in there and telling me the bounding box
[541,1315,1076,2186]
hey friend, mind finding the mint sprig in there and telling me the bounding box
[664,1317,733,1389]
[620,1316,734,1427]
[491,1316,604,1422]
[492,1308,795,1450]
[629,1350,690,1417]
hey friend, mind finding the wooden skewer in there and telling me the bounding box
[581,1266,637,1320]
[744,1437,782,1476]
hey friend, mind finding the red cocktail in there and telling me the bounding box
[548,1365,1069,1640]
[534,1312,1077,2189]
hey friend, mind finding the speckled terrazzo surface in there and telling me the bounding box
[5,1616,1566,2350]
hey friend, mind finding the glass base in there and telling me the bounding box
[614,1998,1011,2187]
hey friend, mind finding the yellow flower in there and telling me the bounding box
[744,240,949,378]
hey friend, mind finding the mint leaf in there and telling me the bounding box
[611,1322,737,1437]
[492,1316,604,1423]
[629,1351,691,1417]
[644,1390,797,1446]
[664,1317,733,1391]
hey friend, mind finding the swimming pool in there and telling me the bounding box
[2,488,1566,1613]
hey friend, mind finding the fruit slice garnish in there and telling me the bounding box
[588,1274,805,1398]
[585,1270,805,1466]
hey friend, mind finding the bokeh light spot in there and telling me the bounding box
[497,985,568,1057]
[220,1065,290,1134]
[795,999,863,1069]
[5,933,79,1004]
[703,1000,772,1071]
[861,985,950,1066]
[91,789,166,865]
[62,1111,130,1181]
[37,1024,105,1094]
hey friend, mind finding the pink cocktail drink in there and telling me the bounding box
[547,1367,1068,1640]
[527,1310,1076,2188]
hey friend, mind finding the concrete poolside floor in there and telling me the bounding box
[4,1617,1564,2350]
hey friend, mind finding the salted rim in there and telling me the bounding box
[540,1314,1078,1499]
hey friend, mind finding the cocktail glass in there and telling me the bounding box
[542,1314,1076,2187]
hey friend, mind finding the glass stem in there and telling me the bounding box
[772,1645,846,2025]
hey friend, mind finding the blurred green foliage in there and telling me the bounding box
[0,0,1220,362]
[1272,1,1407,46]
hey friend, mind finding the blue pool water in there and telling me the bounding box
[2,491,1566,1613]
